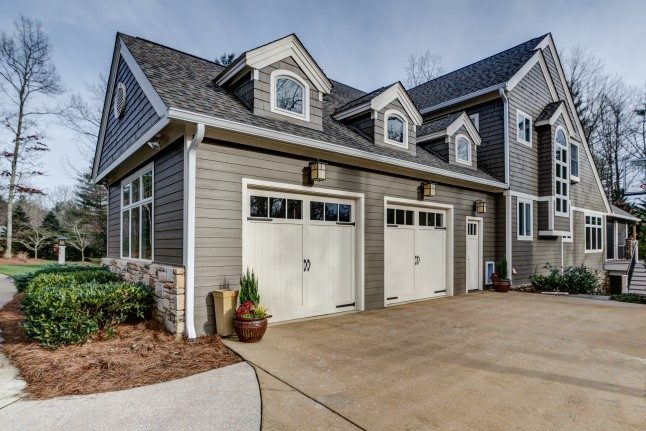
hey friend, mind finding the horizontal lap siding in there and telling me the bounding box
[467,99,505,182]
[194,140,498,335]
[98,56,162,174]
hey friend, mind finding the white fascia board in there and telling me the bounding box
[419,84,504,115]
[537,35,611,214]
[506,50,558,102]
[119,40,167,116]
[417,131,446,143]
[332,102,371,121]
[95,115,170,182]
[446,112,482,145]
[214,56,247,87]
[371,83,423,126]
[93,37,121,181]
[168,107,509,191]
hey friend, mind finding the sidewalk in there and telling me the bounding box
[0,275,26,409]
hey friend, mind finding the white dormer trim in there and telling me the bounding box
[447,112,482,145]
[383,109,408,148]
[534,102,576,137]
[269,69,310,122]
[506,50,558,102]
[454,134,473,166]
[216,34,332,94]
[334,82,423,126]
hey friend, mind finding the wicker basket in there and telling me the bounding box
[233,316,268,343]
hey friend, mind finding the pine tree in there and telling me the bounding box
[39,210,61,260]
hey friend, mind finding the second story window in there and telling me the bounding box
[517,110,532,146]
[455,135,472,165]
[555,128,569,216]
[270,70,310,121]
[384,110,408,148]
[570,142,580,181]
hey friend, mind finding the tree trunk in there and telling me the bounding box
[81,249,85,262]
[34,248,38,260]
[4,93,25,259]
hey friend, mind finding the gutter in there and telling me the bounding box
[184,123,205,340]
[419,84,504,115]
[500,88,512,283]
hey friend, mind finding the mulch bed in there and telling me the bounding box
[0,295,241,399]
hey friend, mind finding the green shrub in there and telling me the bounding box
[14,265,106,292]
[25,269,119,293]
[239,268,260,305]
[610,293,646,304]
[21,281,154,348]
[530,263,600,294]
[496,256,509,280]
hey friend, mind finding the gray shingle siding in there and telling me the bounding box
[467,99,505,181]
[232,72,254,109]
[98,56,162,174]
[375,99,417,156]
[193,139,498,335]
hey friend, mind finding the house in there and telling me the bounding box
[94,32,639,338]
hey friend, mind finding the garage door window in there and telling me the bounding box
[419,211,444,228]
[311,201,352,222]
[250,195,302,219]
[387,208,414,225]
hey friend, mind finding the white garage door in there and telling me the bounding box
[385,205,447,304]
[244,190,356,322]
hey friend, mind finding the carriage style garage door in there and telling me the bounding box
[385,204,448,304]
[244,189,356,322]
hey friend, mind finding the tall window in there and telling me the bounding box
[585,215,602,252]
[555,128,569,215]
[384,110,408,147]
[517,199,532,240]
[570,143,579,180]
[121,166,153,260]
[455,135,471,165]
[270,70,309,120]
[517,110,532,145]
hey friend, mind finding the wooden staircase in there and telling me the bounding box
[628,262,646,295]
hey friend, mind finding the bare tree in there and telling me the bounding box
[57,75,106,164]
[14,225,52,259]
[64,220,92,261]
[405,49,444,88]
[0,15,62,258]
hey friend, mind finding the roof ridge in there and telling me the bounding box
[408,33,549,92]
[118,32,223,68]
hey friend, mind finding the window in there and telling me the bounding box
[555,128,569,215]
[469,113,480,131]
[270,70,309,121]
[455,135,472,165]
[250,196,303,219]
[516,110,532,146]
[383,109,408,148]
[121,166,153,260]
[418,211,444,228]
[585,215,603,252]
[517,199,532,240]
[387,208,414,226]
[570,143,580,181]
[311,201,351,222]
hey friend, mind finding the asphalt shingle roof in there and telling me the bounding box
[334,85,390,114]
[120,34,503,184]
[418,112,464,136]
[536,101,564,122]
[408,34,548,111]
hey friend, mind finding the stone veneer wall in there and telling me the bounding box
[101,258,186,336]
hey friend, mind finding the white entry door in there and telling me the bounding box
[466,219,482,292]
[385,205,448,304]
[244,191,356,322]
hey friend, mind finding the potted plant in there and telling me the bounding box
[492,256,511,292]
[233,269,271,342]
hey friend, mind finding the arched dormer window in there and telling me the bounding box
[455,134,472,165]
[384,109,408,148]
[270,70,310,121]
[554,126,569,215]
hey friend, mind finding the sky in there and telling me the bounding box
[0,0,645,196]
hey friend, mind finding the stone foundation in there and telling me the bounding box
[101,258,186,336]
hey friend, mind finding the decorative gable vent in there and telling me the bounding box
[113,82,127,119]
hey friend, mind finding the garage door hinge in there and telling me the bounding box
[434,289,446,294]
[387,224,398,227]
[336,222,356,226]
[247,217,273,221]
[386,296,398,300]
[336,302,355,308]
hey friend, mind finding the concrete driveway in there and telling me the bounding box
[225,292,646,431]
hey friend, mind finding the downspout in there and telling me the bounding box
[184,123,205,339]
[500,87,512,282]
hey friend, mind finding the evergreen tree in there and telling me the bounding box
[39,210,61,260]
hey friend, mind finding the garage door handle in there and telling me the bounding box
[306,259,311,271]
[303,259,310,272]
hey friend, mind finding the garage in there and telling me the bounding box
[385,200,453,304]
[242,185,360,322]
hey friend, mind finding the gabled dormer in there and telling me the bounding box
[417,112,482,169]
[215,34,332,131]
[333,82,422,155]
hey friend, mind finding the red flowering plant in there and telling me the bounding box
[235,269,269,320]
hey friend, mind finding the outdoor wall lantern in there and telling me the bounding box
[421,181,436,198]
[309,160,326,182]
[474,200,487,214]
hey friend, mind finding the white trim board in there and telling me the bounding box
[383,109,409,148]
[506,50,558,102]
[447,112,482,145]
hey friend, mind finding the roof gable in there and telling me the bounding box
[215,34,332,94]
[535,100,575,136]
[418,112,481,145]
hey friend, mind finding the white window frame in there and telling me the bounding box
[383,109,408,148]
[270,69,310,122]
[454,134,472,165]
[570,141,580,182]
[554,126,569,217]
[516,109,532,146]
[120,163,154,262]
[517,198,533,241]
[484,261,495,285]
[469,113,480,131]
[585,214,603,253]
